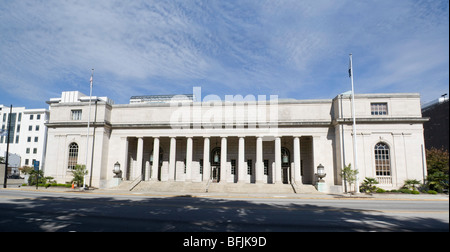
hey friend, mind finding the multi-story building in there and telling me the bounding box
[0,105,49,174]
[43,90,428,193]
[421,96,449,151]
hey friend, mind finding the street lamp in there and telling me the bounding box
[315,164,327,192]
[113,161,122,178]
[316,164,326,182]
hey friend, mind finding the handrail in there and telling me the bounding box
[205,178,212,193]
[290,181,298,194]
[128,175,143,191]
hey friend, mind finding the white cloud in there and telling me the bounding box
[0,0,448,107]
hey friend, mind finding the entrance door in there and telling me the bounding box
[282,167,289,184]
[211,166,220,183]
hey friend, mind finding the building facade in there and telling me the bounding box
[43,91,428,192]
[422,96,449,152]
[0,105,49,174]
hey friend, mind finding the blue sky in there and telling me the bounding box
[1,0,448,109]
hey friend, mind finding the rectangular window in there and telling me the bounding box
[33,148,37,154]
[25,159,29,165]
[27,136,31,142]
[264,160,269,175]
[34,137,38,142]
[231,160,236,175]
[35,125,39,131]
[247,159,252,175]
[6,113,17,144]
[371,103,388,115]
[37,114,41,120]
[30,114,34,120]
[199,159,203,174]
[26,148,30,154]
[71,110,82,120]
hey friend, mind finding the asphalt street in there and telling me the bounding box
[0,188,448,233]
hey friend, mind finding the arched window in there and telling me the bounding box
[374,142,390,176]
[68,142,79,170]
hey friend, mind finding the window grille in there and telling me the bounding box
[68,142,79,170]
[371,103,388,115]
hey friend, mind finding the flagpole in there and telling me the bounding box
[84,69,94,189]
[349,54,359,193]
[3,105,12,188]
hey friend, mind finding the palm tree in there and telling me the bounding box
[403,179,421,191]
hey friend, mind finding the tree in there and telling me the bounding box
[71,164,88,187]
[360,177,379,194]
[426,148,449,175]
[426,171,449,193]
[403,179,421,191]
[340,163,358,193]
[28,169,45,186]
[425,147,449,193]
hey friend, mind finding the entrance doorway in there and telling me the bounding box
[282,167,289,184]
[211,166,220,182]
[281,147,290,184]
[211,147,221,183]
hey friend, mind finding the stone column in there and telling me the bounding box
[293,136,302,184]
[203,137,211,181]
[136,137,144,180]
[274,137,282,184]
[238,137,246,183]
[220,137,227,183]
[169,137,176,181]
[151,137,160,180]
[185,137,193,182]
[256,137,264,183]
[120,137,129,180]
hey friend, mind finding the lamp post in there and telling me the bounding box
[315,164,327,192]
[113,161,122,178]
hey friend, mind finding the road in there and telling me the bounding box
[0,189,448,232]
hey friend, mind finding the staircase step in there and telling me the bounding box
[115,180,320,194]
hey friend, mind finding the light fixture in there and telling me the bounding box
[214,151,220,163]
[282,150,288,164]
[113,161,122,178]
[316,164,326,182]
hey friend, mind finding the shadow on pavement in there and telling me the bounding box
[0,193,448,232]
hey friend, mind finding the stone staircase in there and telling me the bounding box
[132,181,207,193]
[124,180,319,194]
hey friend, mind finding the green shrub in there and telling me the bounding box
[376,188,386,193]
[411,190,420,194]
[360,177,379,194]
[427,190,438,194]
[399,188,412,194]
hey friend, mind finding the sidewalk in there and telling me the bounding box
[4,185,449,201]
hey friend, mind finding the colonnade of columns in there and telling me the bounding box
[122,135,308,185]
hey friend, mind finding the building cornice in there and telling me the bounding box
[333,117,429,126]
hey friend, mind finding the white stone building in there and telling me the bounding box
[0,105,49,173]
[43,90,428,193]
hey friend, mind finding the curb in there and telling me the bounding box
[2,186,448,201]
